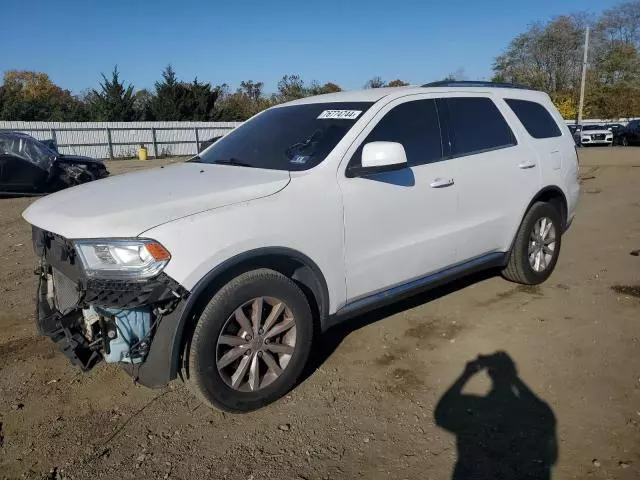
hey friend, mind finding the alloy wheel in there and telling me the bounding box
[528,217,556,273]
[216,297,296,392]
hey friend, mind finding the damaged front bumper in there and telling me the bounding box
[33,227,188,386]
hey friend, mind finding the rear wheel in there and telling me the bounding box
[185,269,313,412]
[502,202,562,285]
[622,136,629,146]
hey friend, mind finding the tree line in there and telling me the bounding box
[1,0,638,122]
[0,66,410,123]
[493,0,640,119]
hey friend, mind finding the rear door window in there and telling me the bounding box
[442,97,516,157]
[505,99,562,139]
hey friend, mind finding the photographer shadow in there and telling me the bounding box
[434,352,557,480]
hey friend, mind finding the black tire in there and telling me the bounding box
[622,136,629,147]
[502,202,562,285]
[185,269,313,413]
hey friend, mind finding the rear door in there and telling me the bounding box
[438,94,541,261]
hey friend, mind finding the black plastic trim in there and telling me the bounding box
[323,252,508,330]
[121,301,187,388]
[528,186,569,228]
[345,161,406,178]
[36,273,101,370]
[422,80,532,90]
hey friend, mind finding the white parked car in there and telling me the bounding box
[579,124,613,146]
[23,81,580,412]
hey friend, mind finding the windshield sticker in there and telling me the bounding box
[317,110,362,120]
[290,155,310,165]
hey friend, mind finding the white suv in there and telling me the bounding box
[579,124,613,146]
[23,82,580,412]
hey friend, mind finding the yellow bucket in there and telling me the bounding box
[138,145,148,161]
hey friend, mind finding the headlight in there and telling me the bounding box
[74,239,171,279]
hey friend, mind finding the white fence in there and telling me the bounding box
[0,121,243,159]
[564,118,638,126]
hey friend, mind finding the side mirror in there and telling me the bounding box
[348,141,408,177]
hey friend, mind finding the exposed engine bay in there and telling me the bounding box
[82,306,151,364]
[34,227,187,375]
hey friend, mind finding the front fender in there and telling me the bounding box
[136,247,330,387]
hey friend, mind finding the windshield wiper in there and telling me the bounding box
[214,158,254,168]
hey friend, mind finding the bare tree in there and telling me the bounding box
[598,0,640,46]
[443,68,467,81]
[364,76,386,88]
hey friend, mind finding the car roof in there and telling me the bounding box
[277,85,550,107]
[0,130,36,140]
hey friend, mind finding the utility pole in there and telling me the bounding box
[577,26,589,125]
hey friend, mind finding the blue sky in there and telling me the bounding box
[3,0,621,95]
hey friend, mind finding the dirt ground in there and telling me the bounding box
[1,149,639,480]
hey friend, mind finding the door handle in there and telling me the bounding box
[430,177,455,188]
[518,161,537,169]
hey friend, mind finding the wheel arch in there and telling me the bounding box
[527,186,568,228]
[168,247,330,380]
[507,185,568,255]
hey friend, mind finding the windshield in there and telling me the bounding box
[582,125,605,131]
[194,102,373,171]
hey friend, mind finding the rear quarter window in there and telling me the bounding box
[504,99,562,139]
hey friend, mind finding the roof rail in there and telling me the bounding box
[421,80,532,90]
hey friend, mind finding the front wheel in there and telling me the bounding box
[622,136,629,146]
[185,269,313,413]
[502,202,562,285]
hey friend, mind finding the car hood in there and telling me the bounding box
[582,129,611,135]
[23,162,291,238]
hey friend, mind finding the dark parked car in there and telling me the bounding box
[603,123,625,145]
[616,120,640,146]
[0,131,109,195]
[605,123,625,133]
